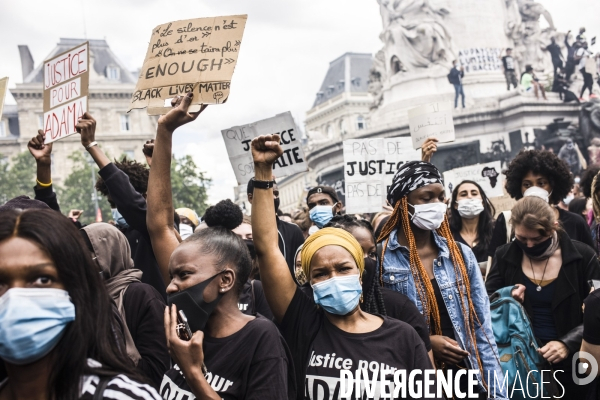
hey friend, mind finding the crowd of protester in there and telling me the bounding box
[5,92,600,399]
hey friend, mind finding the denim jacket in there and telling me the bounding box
[382,229,508,400]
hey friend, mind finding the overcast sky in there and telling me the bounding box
[1,0,598,204]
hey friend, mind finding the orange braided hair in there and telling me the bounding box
[378,197,488,388]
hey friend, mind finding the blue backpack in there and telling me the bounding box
[489,286,548,399]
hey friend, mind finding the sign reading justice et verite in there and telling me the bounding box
[129,15,247,115]
[43,42,89,143]
[222,112,308,185]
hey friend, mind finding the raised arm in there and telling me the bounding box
[146,94,203,285]
[250,135,297,322]
[27,130,60,212]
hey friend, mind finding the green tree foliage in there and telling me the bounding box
[0,151,36,204]
[171,154,211,216]
[0,150,211,225]
[58,151,112,225]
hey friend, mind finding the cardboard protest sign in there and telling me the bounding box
[442,161,504,200]
[129,15,247,115]
[0,77,7,119]
[489,193,517,219]
[343,137,421,213]
[222,112,307,185]
[43,42,89,143]
[408,101,455,149]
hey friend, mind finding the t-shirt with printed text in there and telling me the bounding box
[160,315,295,400]
[280,287,439,400]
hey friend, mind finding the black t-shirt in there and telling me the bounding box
[488,208,595,258]
[281,288,437,400]
[238,280,274,320]
[502,55,516,71]
[546,43,563,62]
[451,228,488,263]
[584,289,600,345]
[160,316,295,400]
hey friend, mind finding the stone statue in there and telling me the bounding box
[368,50,387,110]
[377,0,456,72]
[580,99,600,146]
[504,0,557,73]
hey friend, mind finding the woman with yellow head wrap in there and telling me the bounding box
[250,134,439,399]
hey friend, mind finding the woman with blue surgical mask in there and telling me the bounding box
[0,209,160,399]
[488,150,594,259]
[378,161,506,400]
[251,135,438,399]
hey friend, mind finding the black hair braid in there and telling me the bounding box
[361,274,387,316]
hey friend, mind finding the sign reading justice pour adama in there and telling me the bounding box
[43,42,89,144]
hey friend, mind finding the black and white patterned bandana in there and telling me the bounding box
[387,161,444,206]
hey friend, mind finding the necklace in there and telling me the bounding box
[529,256,550,291]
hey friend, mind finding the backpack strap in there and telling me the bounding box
[490,285,519,303]
[93,376,112,400]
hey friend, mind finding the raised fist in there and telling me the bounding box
[143,139,155,166]
[27,130,53,164]
[251,134,283,167]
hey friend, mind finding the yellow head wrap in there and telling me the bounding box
[301,227,365,278]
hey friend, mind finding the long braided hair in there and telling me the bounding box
[378,197,489,387]
[325,215,387,315]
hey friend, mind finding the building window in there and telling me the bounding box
[106,65,120,81]
[0,120,6,137]
[326,124,334,139]
[339,119,346,135]
[123,150,135,160]
[120,114,131,132]
[37,114,44,130]
[356,116,365,130]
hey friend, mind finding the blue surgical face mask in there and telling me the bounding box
[311,275,362,315]
[0,288,75,365]
[309,204,337,228]
[111,208,129,229]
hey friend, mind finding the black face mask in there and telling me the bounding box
[167,271,224,332]
[514,236,553,258]
[274,198,280,214]
[244,239,256,259]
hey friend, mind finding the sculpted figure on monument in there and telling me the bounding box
[377,0,456,71]
[505,0,557,73]
[368,50,387,110]
[581,99,600,147]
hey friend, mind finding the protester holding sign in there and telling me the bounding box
[488,150,594,259]
[145,94,294,399]
[486,196,600,397]
[449,180,496,264]
[0,209,161,399]
[76,113,168,298]
[250,134,438,400]
[378,161,506,399]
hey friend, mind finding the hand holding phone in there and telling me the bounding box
[176,310,193,341]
